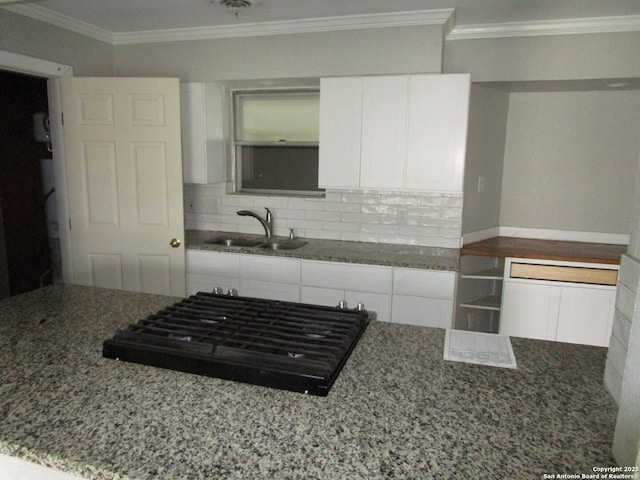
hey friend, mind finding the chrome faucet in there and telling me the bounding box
[237,207,272,238]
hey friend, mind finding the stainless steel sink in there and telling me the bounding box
[205,237,264,247]
[258,241,307,251]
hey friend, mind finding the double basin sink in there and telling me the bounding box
[205,235,307,251]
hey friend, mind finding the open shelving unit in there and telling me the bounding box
[455,256,504,333]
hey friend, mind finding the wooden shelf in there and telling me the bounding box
[459,295,501,311]
[461,267,503,280]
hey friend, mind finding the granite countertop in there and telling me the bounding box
[186,229,460,271]
[0,285,618,479]
[461,237,626,265]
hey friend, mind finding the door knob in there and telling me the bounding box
[170,238,181,248]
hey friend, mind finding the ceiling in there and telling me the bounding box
[3,0,640,36]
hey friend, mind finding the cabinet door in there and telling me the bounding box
[405,74,470,192]
[181,83,207,184]
[345,291,391,323]
[301,260,392,293]
[393,268,456,298]
[240,255,300,283]
[300,286,344,307]
[556,286,616,347]
[318,77,363,188]
[360,76,407,189]
[186,250,240,277]
[180,83,226,184]
[391,294,453,328]
[500,281,561,341]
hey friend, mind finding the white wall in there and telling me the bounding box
[499,90,640,235]
[461,84,509,236]
[0,10,113,76]
[444,31,640,82]
[114,26,444,81]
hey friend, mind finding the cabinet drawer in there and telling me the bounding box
[301,261,392,293]
[240,255,300,283]
[510,262,618,286]
[186,250,239,277]
[240,279,300,302]
[393,268,455,298]
[186,273,239,296]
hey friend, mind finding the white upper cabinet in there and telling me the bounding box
[319,73,470,193]
[180,82,227,184]
[405,74,470,192]
[360,76,408,189]
[318,77,363,188]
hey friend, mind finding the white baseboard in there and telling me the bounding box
[498,227,629,245]
[463,226,629,245]
[462,227,500,245]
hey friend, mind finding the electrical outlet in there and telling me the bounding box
[477,176,485,193]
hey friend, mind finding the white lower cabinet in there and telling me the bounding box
[300,261,392,322]
[300,286,392,322]
[186,250,299,300]
[499,257,618,347]
[392,268,456,328]
[186,250,240,295]
[240,279,300,302]
[500,282,561,341]
[391,295,453,329]
[555,286,616,346]
[186,250,456,327]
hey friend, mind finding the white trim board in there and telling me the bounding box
[0,50,73,77]
[462,226,629,246]
[0,50,74,284]
[3,4,640,45]
[2,5,454,45]
[447,14,640,40]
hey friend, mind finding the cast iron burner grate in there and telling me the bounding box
[102,292,370,396]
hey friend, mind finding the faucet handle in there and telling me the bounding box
[264,207,272,221]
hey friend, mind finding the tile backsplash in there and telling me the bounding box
[184,182,462,248]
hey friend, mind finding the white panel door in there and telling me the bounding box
[61,77,186,296]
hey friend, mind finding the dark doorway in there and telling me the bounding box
[0,70,53,296]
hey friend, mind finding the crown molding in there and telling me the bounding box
[5,3,639,45]
[448,14,640,40]
[2,4,114,44]
[1,5,454,46]
[115,9,455,45]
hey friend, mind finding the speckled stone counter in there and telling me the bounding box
[186,229,460,271]
[1,285,618,479]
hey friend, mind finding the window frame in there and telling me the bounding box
[231,88,323,197]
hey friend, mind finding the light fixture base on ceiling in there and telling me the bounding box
[218,0,254,17]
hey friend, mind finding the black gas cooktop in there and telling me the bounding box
[102,292,370,396]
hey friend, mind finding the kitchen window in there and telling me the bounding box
[233,89,323,196]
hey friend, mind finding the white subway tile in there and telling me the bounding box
[341,232,379,243]
[305,210,342,221]
[341,212,380,224]
[305,229,341,240]
[441,207,463,219]
[381,195,422,206]
[322,221,360,232]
